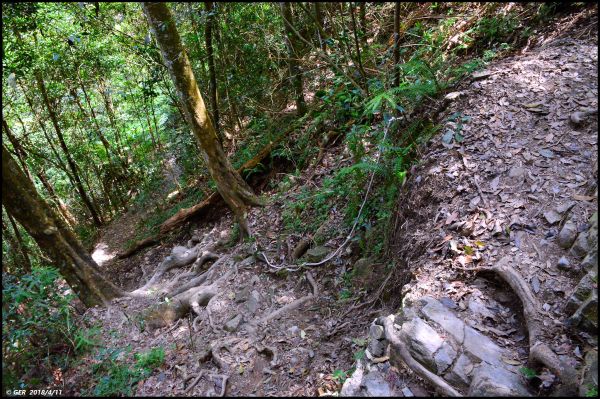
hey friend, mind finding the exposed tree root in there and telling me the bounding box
[183,369,205,394]
[117,236,159,259]
[132,244,203,295]
[254,342,279,367]
[210,337,242,370]
[140,261,233,330]
[256,272,317,325]
[456,256,578,396]
[378,315,463,397]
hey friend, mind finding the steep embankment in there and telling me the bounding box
[343,16,598,398]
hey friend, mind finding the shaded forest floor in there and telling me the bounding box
[65,11,598,397]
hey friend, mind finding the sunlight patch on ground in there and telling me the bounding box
[91,242,116,266]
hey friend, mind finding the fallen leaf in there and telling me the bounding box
[531,276,540,293]
[501,357,522,366]
[538,149,555,158]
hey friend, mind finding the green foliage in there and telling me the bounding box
[519,367,538,379]
[134,347,165,371]
[74,326,101,354]
[331,369,349,383]
[2,267,77,389]
[88,346,165,396]
[585,384,598,397]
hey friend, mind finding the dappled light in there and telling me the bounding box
[2,2,597,397]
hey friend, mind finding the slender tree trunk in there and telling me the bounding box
[149,95,163,152]
[142,2,263,237]
[359,3,366,44]
[349,2,368,91]
[204,1,221,140]
[36,169,77,227]
[2,118,35,184]
[142,94,159,151]
[279,2,306,116]
[69,87,113,158]
[98,79,126,159]
[2,145,124,307]
[5,210,32,273]
[394,2,401,88]
[314,3,326,52]
[35,73,104,227]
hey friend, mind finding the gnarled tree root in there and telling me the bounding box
[378,315,462,397]
[458,257,578,396]
[256,272,318,325]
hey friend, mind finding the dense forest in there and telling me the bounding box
[2,2,598,397]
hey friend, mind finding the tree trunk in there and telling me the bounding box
[349,2,368,91]
[35,73,104,227]
[2,145,124,307]
[359,3,366,44]
[69,87,113,158]
[36,168,77,227]
[5,210,32,273]
[394,2,401,88]
[2,118,35,184]
[204,1,221,141]
[279,2,307,116]
[142,2,263,237]
[314,3,327,52]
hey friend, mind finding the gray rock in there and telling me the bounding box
[463,326,504,365]
[224,314,243,332]
[578,350,598,397]
[543,210,562,225]
[557,256,570,270]
[247,290,260,314]
[444,354,474,388]
[369,324,385,340]
[570,231,590,258]
[434,342,457,373]
[361,371,394,397]
[420,297,465,343]
[567,290,598,332]
[581,251,597,271]
[440,297,458,309]
[341,363,364,396]
[239,256,256,268]
[305,246,330,262]
[368,338,387,358]
[565,267,598,314]
[401,387,414,397]
[558,221,578,249]
[468,296,495,319]
[400,317,444,372]
[468,363,530,396]
[235,286,250,303]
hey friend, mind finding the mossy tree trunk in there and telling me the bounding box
[2,145,124,307]
[204,1,221,141]
[142,2,262,237]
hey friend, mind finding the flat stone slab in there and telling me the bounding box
[463,326,504,365]
[420,297,465,343]
[469,363,530,396]
[401,317,444,372]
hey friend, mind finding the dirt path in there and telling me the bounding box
[66,18,597,397]
[344,24,598,397]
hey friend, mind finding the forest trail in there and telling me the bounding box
[67,22,597,397]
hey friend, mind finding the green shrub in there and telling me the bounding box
[2,267,77,390]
